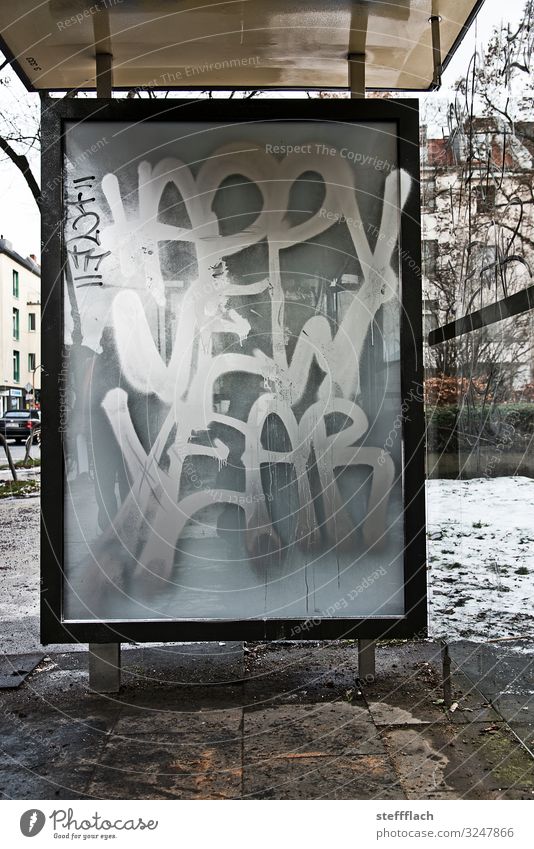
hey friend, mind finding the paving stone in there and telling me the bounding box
[382,726,463,800]
[454,723,534,800]
[449,642,534,707]
[0,765,93,800]
[493,694,534,724]
[364,674,446,725]
[88,710,242,799]
[112,705,242,743]
[382,721,534,800]
[362,641,454,723]
[367,702,432,725]
[446,670,501,725]
[242,702,396,799]
[243,753,402,799]
[0,700,116,799]
[244,702,384,756]
[88,741,242,800]
[0,639,531,800]
[507,722,534,750]
[0,652,44,689]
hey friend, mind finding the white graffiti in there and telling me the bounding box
[89,145,411,577]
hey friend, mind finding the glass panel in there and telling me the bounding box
[62,119,409,621]
[427,317,534,639]
[422,103,534,643]
[0,0,482,91]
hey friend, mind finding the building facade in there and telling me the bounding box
[421,120,534,393]
[0,237,41,415]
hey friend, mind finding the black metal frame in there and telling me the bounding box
[429,284,534,346]
[41,98,426,644]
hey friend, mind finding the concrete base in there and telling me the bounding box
[89,643,121,693]
[358,639,376,682]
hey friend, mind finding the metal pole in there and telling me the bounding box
[348,0,368,98]
[358,638,376,682]
[93,4,113,98]
[32,365,38,410]
[348,52,366,98]
[96,52,113,98]
[441,641,453,707]
[430,15,442,87]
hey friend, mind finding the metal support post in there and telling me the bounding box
[430,14,442,87]
[358,638,376,682]
[441,641,452,708]
[94,6,113,97]
[89,643,121,692]
[348,52,366,98]
[348,1,368,98]
[96,52,113,98]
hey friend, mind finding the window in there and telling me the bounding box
[422,240,439,279]
[12,269,19,298]
[12,308,19,340]
[13,351,20,383]
[28,353,36,372]
[28,312,36,332]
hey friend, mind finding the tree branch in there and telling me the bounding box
[0,135,40,209]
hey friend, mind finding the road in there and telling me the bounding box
[0,439,40,464]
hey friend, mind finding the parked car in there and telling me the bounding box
[0,410,41,443]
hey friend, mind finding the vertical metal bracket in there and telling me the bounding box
[430,15,442,88]
[348,1,368,98]
[94,7,113,97]
[358,638,376,682]
[441,641,453,707]
[96,52,113,98]
[89,643,121,692]
[348,52,366,99]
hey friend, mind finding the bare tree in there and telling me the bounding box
[0,61,41,207]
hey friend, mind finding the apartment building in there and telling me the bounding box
[420,120,534,390]
[0,236,41,415]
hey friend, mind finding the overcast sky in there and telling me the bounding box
[0,0,526,259]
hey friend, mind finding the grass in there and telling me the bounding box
[0,479,40,498]
[0,457,40,470]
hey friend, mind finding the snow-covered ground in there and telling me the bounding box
[0,477,532,652]
[427,476,534,645]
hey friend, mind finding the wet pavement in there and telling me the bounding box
[0,640,532,800]
[1,495,532,799]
